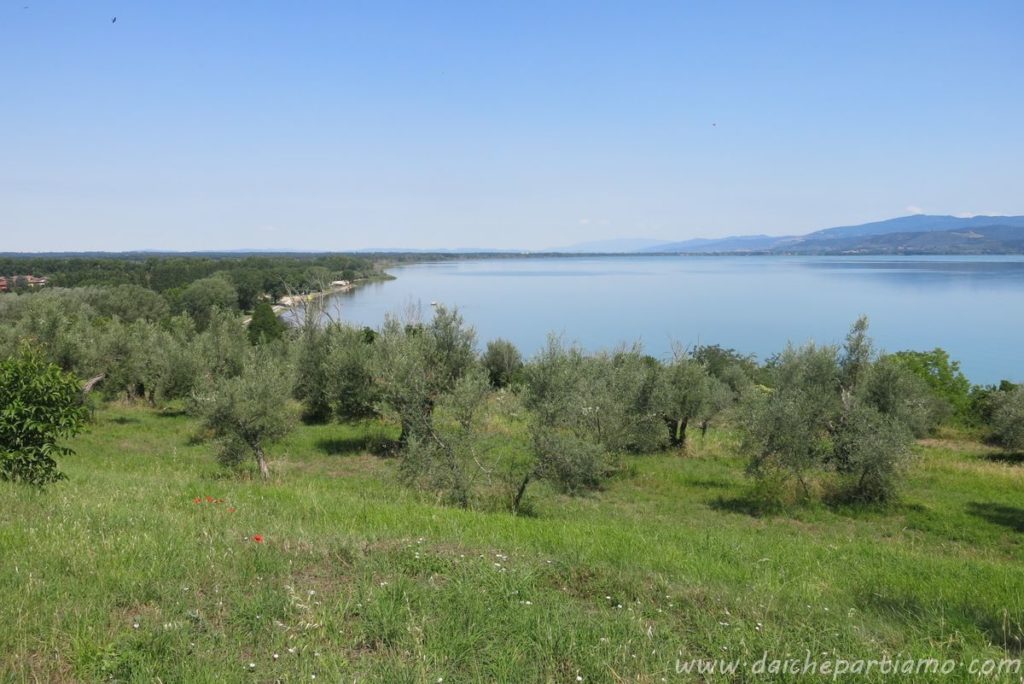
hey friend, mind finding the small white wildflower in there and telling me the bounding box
[132,622,139,629]
[248,662,256,670]
[273,653,279,660]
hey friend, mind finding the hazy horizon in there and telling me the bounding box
[3,2,1022,252]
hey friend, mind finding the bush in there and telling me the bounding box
[248,301,286,344]
[482,338,523,388]
[859,355,948,437]
[890,348,971,420]
[179,276,238,330]
[0,347,88,486]
[991,386,1024,451]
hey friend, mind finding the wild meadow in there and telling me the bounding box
[1,402,1021,682]
[2,273,1023,682]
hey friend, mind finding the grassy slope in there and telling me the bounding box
[1,406,1021,682]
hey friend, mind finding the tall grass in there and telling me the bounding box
[1,405,1021,681]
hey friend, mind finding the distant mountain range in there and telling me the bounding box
[560,215,1024,255]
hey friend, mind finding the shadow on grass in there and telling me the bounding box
[707,495,770,517]
[316,436,396,458]
[684,477,735,489]
[968,606,1024,655]
[966,502,1024,533]
[109,416,140,425]
[154,409,188,418]
[983,451,1024,465]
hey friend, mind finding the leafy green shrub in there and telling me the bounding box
[991,386,1024,451]
[0,347,88,485]
[247,301,286,344]
[891,348,972,420]
[482,338,524,388]
[179,276,238,330]
[859,355,948,437]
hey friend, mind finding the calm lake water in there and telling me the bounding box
[323,255,1024,385]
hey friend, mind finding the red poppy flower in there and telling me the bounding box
[206,496,214,503]
[193,497,201,504]
[252,534,264,543]
[228,507,237,513]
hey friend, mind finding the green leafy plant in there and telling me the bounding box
[0,346,88,486]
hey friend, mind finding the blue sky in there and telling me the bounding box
[2,1,1022,251]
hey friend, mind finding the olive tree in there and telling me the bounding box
[657,353,732,448]
[372,305,477,447]
[399,367,493,507]
[830,400,913,503]
[0,347,88,486]
[512,337,618,512]
[588,347,666,453]
[740,319,918,507]
[293,320,334,421]
[991,385,1024,451]
[195,347,296,479]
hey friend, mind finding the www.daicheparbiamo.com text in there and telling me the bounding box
[675,652,1022,679]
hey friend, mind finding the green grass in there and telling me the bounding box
[1,405,1022,682]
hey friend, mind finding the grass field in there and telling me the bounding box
[1,405,1022,682]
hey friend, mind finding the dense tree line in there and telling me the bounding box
[1,284,1020,513]
[0,253,384,310]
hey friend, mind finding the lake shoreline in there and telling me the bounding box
[315,254,1024,386]
[273,273,396,315]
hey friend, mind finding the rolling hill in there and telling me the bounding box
[637,215,1024,254]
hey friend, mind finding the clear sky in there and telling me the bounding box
[3,1,1022,252]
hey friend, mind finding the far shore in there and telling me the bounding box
[271,273,394,314]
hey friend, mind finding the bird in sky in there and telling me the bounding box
[112,16,117,23]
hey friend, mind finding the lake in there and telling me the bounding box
[321,255,1024,385]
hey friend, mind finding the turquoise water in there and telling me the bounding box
[323,255,1024,385]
